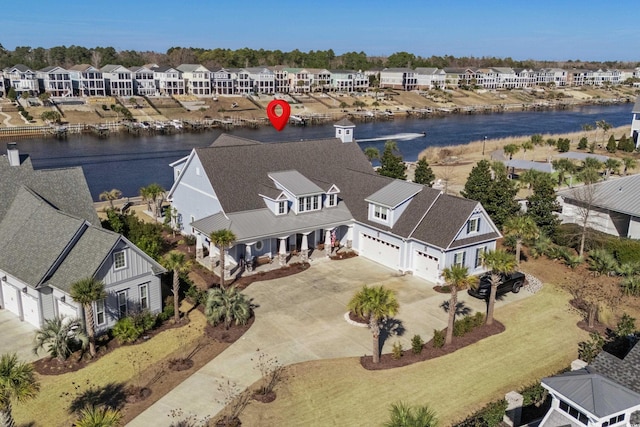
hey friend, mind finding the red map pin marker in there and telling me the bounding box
[266,99,291,131]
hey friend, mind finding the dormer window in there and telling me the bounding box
[278,201,287,215]
[373,205,388,221]
[327,194,337,207]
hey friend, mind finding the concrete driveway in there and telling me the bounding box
[129,257,531,426]
[0,309,37,362]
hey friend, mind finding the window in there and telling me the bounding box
[312,196,319,210]
[558,400,588,425]
[117,291,127,318]
[467,217,480,233]
[278,201,286,215]
[139,284,149,310]
[328,194,336,207]
[603,414,625,427]
[453,251,466,268]
[114,251,126,269]
[475,247,486,268]
[373,205,388,221]
[95,299,105,325]
[298,196,320,213]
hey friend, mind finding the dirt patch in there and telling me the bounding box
[168,358,195,371]
[205,316,255,343]
[360,321,505,370]
[330,251,358,261]
[253,391,276,403]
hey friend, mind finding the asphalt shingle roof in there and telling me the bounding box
[590,341,640,394]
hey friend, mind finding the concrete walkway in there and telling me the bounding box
[128,257,530,426]
[0,111,15,127]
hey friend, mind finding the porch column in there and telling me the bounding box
[196,234,204,260]
[245,244,252,263]
[300,233,309,262]
[346,225,353,249]
[279,238,287,266]
[324,229,332,257]
[209,240,216,270]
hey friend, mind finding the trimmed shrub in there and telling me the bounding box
[112,317,144,344]
[520,383,547,407]
[606,239,640,265]
[411,334,424,354]
[472,311,485,327]
[158,296,175,321]
[577,137,588,150]
[391,342,403,360]
[432,329,445,348]
[458,399,508,427]
[131,310,157,332]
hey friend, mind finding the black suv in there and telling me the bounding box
[467,271,526,300]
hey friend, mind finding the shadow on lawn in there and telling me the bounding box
[68,382,128,413]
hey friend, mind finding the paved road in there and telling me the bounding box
[128,257,530,426]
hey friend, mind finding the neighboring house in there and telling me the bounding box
[68,64,107,97]
[283,68,312,93]
[37,66,73,97]
[268,66,290,93]
[415,67,446,90]
[0,143,165,330]
[243,67,276,94]
[557,174,640,239]
[153,66,184,96]
[212,68,234,95]
[380,68,417,91]
[130,65,157,96]
[4,64,39,95]
[514,68,536,88]
[101,64,134,97]
[306,68,331,92]
[631,97,640,147]
[167,120,499,284]
[536,68,568,87]
[540,342,640,426]
[177,64,212,96]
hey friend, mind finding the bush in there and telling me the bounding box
[606,239,640,265]
[185,284,207,306]
[391,342,403,360]
[411,334,424,354]
[131,310,157,332]
[158,296,175,321]
[432,329,445,348]
[578,331,604,363]
[553,223,611,252]
[471,311,485,327]
[578,137,588,150]
[112,317,144,344]
[520,382,547,406]
[620,276,640,297]
[458,399,508,427]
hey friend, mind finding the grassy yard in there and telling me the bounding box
[14,306,208,427]
[239,284,587,427]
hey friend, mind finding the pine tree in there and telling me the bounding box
[484,165,520,229]
[578,137,588,150]
[526,174,561,236]
[413,157,435,186]
[606,135,617,153]
[460,159,492,205]
[377,141,407,180]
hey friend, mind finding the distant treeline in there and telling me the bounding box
[0,43,637,71]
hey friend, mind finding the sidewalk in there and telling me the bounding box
[127,257,527,426]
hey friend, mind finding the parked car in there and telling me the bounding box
[467,271,526,300]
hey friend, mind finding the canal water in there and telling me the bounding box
[10,103,634,200]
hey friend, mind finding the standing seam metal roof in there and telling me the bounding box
[269,170,324,196]
[558,174,640,217]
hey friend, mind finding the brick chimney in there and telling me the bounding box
[7,142,20,166]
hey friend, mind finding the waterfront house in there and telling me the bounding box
[415,67,446,90]
[0,143,165,330]
[513,68,536,88]
[177,64,212,96]
[329,69,369,92]
[268,66,290,94]
[380,68,417,91]
[68,64,106,97]
[632,97,640,147]
[443,68,474,89]
[37,66,73,97]
[130,65,157,96]
[305,68,331,92]
[282,68,312,93]
[239,67,276,94]
[167,121,499,284]
[4,64,39,96]
[540,342,640,426]
[536,68,568,87]
[101,64,134,97]
[153,66,185,96]
[212,68,234,95]
[558,173,640,239]
[0,74,4,97]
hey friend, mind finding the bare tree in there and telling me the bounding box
[566,277,620,329]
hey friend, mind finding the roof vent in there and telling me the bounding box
[7,142,20,166]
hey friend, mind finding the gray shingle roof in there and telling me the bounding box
[0,152,99,225]
[269,170,324,196]
[558,174,640,217]
[542,370,640,417]
[365,180,423,208]
[589,341,640,394]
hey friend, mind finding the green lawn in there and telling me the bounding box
[14,307,208,427]
[239,284,586,427]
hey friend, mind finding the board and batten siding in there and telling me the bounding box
[452,211,494,242]
[171,152,222,235]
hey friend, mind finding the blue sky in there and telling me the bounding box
[2,0,637,61]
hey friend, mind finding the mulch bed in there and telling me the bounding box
[205,316,255,343]
[360,321,505,370]
[252,390,276,403]
[330,251,358,261]
[433,285,451,294]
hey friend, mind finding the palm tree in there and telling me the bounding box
[0,353,40,427]
[441,265,477,346]
[622,157,637,176]
[204,286,252,329]
[33,316,88,362]
[145,183,165,220]
[162,251,190,322]
[70,278,107,358]
[521,140,534,160]
[364,147,380,163]
[481,249,517,326]
[210,229,237,289]
[347,285,399,364]
[98,189,122,210]
[603,158,621,179]
[139,186,152,213]
[74,405,122,427]
[551,158,576,187]
[384,402,438,427]
[502,216,539,265]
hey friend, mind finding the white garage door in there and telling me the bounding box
[1,282,20,316]
[413,250,440,283]
[57,299,78,321]
[360,233,400,270]
[21,292,41,328]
